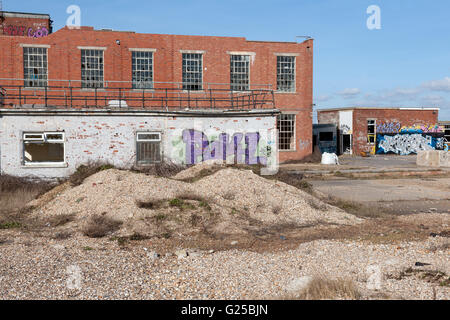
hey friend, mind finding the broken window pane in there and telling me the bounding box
[182,53,203,91]
[277,56,295,92]
[81,49,104,88]
[277,114,296,150]
[23,47,48,87]
[24,142,64,163]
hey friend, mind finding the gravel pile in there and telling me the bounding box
[0,231,448,300]
[28,167,360,237]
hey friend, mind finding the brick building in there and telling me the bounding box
[317,107,445,155]
[0,12,313,178]
[0,11,52,37]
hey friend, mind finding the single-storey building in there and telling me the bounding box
[317,107,445,155]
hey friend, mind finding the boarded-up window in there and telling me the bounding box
[136,132,162,165]
[23,132,64,164]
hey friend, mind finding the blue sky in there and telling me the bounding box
[6,0,450,120]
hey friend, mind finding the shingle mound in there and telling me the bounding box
[30,166,361,237]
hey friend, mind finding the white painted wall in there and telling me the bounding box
[339,110,353,134]
[0,111,277,178]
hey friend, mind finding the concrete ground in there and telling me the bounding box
[281,154,449,174]
[283,154,450,215]
[310,178,450,214]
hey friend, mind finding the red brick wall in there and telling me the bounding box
[353,109,439,155]
[0,26,313,161]
[0,14,51,37]
[317,108,440,155]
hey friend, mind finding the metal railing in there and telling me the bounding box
[0,78,275,111]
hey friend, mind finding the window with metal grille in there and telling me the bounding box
[136,132,162,165]
[81,49,104,88]
[23,132,65,165]
[367,119,376,144]
[182,53,202,91]
[132,51,153,89]
[230,55,250,91]
[277,114,296,150]
[276,56,295,92]
[23,47,48,87]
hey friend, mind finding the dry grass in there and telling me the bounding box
[82,214,122,238]
[69,162,115,186]
[136,199,165,210]
[0,174,54,229]
[288,277,361,300]
[133,160,186,178]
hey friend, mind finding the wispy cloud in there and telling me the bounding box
[422,77,450,92]
[336,88,361,98]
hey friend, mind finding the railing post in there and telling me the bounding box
[45,84,48,107]
[142,88,145,108]
[95,87,97,108]
[70,86,73,108]
[119,87,121,108]
[19,86,22,106]
[230,90,234,109]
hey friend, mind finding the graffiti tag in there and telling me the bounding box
[376,122,401,134]
[377,133,444,155]
[3,25,49,38]
[181,129,267,165]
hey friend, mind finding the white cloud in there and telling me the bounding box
[315,94,332,102]
[422,77,450,92]
[337,88,361,98]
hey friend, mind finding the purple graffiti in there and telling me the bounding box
[182,129,267,165]
[3,25,49,38]
[376,122,401,134]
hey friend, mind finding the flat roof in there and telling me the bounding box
[0,108,280,117]
[0,11,50,19]
[317,106,440,112]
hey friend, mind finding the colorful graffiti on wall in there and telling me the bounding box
[376,122,401,134]
[377,134,444,155]
[399,124,444,134]
[3,25,49,38]
[375,122,446,155]
[171,129,274,165]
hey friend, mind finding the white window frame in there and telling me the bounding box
[131,50,154,90]
[276,55,296,93]
[181,52,203,91]
[80,48,105,89]
[23,46,48,88]
[367,119,376,145]
[136,131,162,165]
[277,113,297,151]
[23,131,66,166]
[230,54,251,92]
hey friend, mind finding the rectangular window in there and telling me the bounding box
[182,53,202,91]
[367,119,376,144]
[132,51,153,89]
[319,132,334,141]
[23,132,65,165]
[277,114,296,151]
[444,125,450,141]
[23,47,48,87]
[136,132,162,165]
[230,55,250,91]
[277,56,295,92]
[81,49,104,88]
